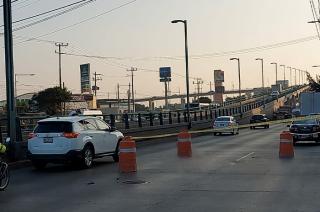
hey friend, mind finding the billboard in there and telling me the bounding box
[215,86,225,94]
[80,64,91,94]
[160,78,171,82]
[214,70,224,83]
[159,67,171,78]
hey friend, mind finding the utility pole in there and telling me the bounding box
[3,0,17,157]
[127,67,138,113]
[127,83,131,113]
[93,72,102,96]
[55,42,68,88]
[117,83,120,109]
[193,78,203,103]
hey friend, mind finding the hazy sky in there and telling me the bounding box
[0,0,319,102]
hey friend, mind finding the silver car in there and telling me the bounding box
[213,116,239,135]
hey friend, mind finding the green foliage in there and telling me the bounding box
[307,72,320,92]
[198,97,212,104]
[32,86,72,115]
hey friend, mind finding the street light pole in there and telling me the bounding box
[280,65,286,88]
[299,69,301,85]
[172,19,191,129]
[271,62,278,84]
[256,58,265,108]
[293,68,297,86]
[288,66,292,87]
[230,58,242,116]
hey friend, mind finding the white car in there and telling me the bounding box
[27,116,124,169]
[213,116,239,135]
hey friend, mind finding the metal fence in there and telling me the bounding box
[0,85,305,142]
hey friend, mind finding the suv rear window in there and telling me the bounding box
[34,122,73,133]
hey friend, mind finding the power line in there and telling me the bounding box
[310,0,320,39]
[12,0,97,31]
[13,0,43,11]
[0,0,19,7]
[7,0,92,26]
[15,0,139,44]
[55,35,318,62]
[61,51,197,80]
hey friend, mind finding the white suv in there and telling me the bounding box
[27,116,124,169]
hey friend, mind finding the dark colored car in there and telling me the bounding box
[289,119,320,145]
[250,114,269,129]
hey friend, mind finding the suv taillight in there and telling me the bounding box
[313,126,319,132]
[28,133,36,139]
[63,132,79,139]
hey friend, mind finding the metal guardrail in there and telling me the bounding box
[0,85,306,142]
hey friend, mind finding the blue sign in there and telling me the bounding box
[159,67,171,78]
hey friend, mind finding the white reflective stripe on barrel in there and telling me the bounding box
[119,147,137,153]
[280,139,292,143]
[177,138,191,142]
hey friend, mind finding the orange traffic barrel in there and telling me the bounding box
[279,131,294,158]
[177,130,192,157]
[119,137,137,172]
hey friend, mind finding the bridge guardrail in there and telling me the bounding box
[0,85,307,143]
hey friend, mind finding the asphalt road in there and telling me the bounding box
[2,124,320,212]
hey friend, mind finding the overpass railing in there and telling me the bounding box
[0,84,307,142]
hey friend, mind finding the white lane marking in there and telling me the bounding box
[236,152,255,162]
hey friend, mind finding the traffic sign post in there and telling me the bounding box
[160,67,172,109]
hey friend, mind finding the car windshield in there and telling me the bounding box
[34,121,73,133]
[216,117,230,122]
[292,119,318,125]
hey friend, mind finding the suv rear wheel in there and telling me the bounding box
[81,145,94,168]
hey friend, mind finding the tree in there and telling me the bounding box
[307,72,320,92]
[32,86,72,115]
[198,97,212,104]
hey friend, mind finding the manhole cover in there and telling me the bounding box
[122,180,149,185]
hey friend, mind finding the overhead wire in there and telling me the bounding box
[310,0,320,39]
[13,0,42,11]
[61,50,198,80]
[59,34,319,62]
[12,0,96,32]
[8,0,92,26]
[0,0,19,7]
[15,0,139,45]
